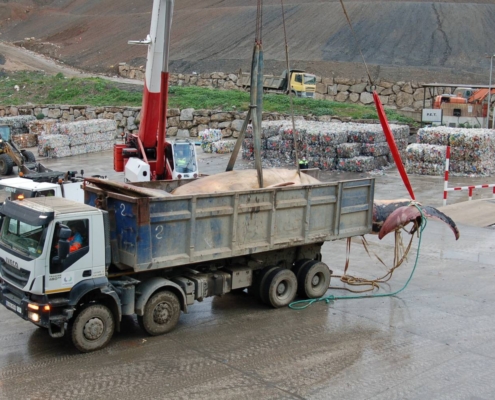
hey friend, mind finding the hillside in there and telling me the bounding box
[1,0,494,83]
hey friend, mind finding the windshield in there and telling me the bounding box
[304,75,316,85]
[173,143,197,173]
[0,186,34,203]
[0,126,11,142]
[0,217,47,259]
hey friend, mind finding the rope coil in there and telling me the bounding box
[289,204,427,310]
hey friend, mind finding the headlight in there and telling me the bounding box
[28,311,39,322]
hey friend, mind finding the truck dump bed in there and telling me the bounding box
[84,178,374,272]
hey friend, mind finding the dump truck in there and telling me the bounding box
[241,69,317,98]
[0,176,374,352]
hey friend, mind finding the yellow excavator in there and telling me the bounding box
[0,124,37,176]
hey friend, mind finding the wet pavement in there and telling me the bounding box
[1,148,495,399]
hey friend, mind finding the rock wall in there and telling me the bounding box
[0,104,396,140]
[118,64,451,112]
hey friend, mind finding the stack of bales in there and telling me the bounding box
[199,129,236,153]
[0,116,37,148]
[242,121,409,172]
[37,120,117,158]
[405,126,495,176]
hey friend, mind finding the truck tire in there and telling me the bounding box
[21,150,36,162]
[138,290,180,336]
[0,154,14,176]
[71,304,115,353]
[260,268,297,308]
[249,266,278,301]
[292,259,314,280]
[297,261,331,299]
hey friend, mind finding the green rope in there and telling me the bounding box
[289,204,427,310]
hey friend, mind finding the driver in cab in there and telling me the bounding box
[68,224,83,253]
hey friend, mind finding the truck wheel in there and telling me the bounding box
[297,261,331,299]
[261,268,297,308]
[21,150,36,162]
[250,266,278,301]
[71,304,115,353]
[138,290,180,336]
[0,154,14,176]
[292,259,314,280]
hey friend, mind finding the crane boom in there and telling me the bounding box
[115,0,198,182]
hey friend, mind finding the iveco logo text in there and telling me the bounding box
[5,258,19,269]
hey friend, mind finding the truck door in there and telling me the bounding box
[46,218,91,294]
[292,74,303,96]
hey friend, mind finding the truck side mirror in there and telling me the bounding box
[57,225,71,261]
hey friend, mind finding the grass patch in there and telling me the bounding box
[0,71,416,125]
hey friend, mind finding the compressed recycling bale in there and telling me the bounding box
[405,161,444,176]
[306,156,321,169]
[417,127,450,145]
[211,140,236,154]
[423,145,447,164]
[262,123,281,139]
[47,146,72,158]
[336,143,361,158]
[279,140,294,154]
[12,133,37,148]
[361,142,390,157]
[322,146,337,158]
[28,119,59,135]
[201,142,214,153]
[375,156,389,169]
[405,144,425,162]
[266,136,280,151]
[465,160,494,176]
[448,130,491,149]
[304,131,320,145]
[320,131,348,146]
[242,149,253,160]
[320,157,336,170]
[242,138,254,151]
[304,145,321,157]
[0,116,35,131]
[449,160,465,174]
[84,119,116,134]
[279,151,295,164]
[199,129,222,143]
[264,150,279,160]
[337,156,376,172]
[38,134,70,156]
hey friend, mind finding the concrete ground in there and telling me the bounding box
[1,148,495,399]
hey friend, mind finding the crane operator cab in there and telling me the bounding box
[172,140,198,180]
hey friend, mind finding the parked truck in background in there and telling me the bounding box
[0,176,374,352]
[241,69,317,98]
[0,174,85,203]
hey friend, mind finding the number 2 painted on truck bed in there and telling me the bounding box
[155,225,163,240]
[120,203,126,216]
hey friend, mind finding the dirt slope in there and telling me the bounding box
[1,0,494,83]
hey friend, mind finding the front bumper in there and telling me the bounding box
[0,281,50,328]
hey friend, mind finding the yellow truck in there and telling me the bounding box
[241,69,316,98]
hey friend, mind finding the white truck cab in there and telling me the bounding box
[0,176,85,203]
[0,197,108,341]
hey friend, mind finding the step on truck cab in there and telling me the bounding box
[0,177,374,352]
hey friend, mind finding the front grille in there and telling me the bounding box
[0,262,30,288]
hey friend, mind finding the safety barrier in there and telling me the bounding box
[443,146,495,205]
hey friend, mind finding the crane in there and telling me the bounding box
[114,0,198,182]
